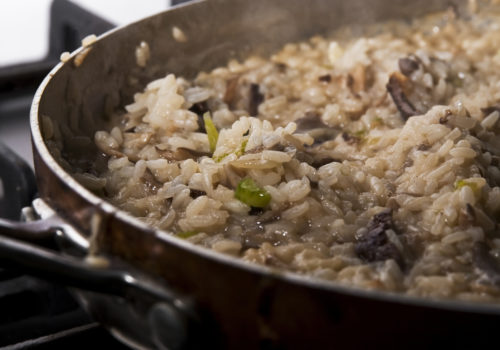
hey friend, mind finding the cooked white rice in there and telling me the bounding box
[75,6,500,301]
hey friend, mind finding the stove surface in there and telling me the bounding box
[0,1,177,348]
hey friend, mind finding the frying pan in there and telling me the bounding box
[1,0,500,348]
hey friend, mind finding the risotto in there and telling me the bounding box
[77,6,500,301]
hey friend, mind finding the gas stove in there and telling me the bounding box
[0,1,188,348]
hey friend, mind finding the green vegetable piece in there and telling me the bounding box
[214,139,248,162]
[373,117,384,127]
[213,153,229,163]
[354,129,367,138]
[235,139,248,157]
[177,231,198,239]
[204,112,219,153]
[455,179,478,192]
[446,74,464,88]
[235,178,271,208]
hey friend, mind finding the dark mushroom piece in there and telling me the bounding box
[473,241,500,286]
[386,72,418,120]
[288,112,341,167]
[354,208,405,269]
[481,104,500,117]
[248,83,264,116]
[275,62,287,73]
[308,154,340,168]
[295,111,339,145]
[249,206,265,216]
[295,111,327,131]
[458,203,476,227]
[176,147,211,160]
[189,189,207,199]
[141,168,163,194]
[155,148,183,161]
[223,76,240,105]
[294,147,340,168]
[189,100,210,133]
[398,57,420,77]
[347,64,370,95]
[318,74,332,83]
[342,132,359,145]
[156,147,211,162]
[439,109,453,124]
[189,100,210,116]
[417,143,430,151]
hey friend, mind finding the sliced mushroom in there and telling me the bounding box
[142,168,162,194]
[481,104,500,117]
[189,100,210,116]
[295,112,339,145]
[275,62,287,73]
[155,148,182,161]
[458,203,476,228]
[342,132,359,145]
[283,131,340,168]
[296,151,340,168]
[295,111,327,131]
[190,189,207,199]
[386,72,418,120]
[223,76,240,105]
[188,100,210,133]
[347,64,370,95]
[354,208,405,268]
[417,143,430,151]
[282,134,305,151]
[155,147,210,161]
[309,129,339,145]
[439,109,453,124]
[318,74,332,83]
[249,206,265,216]
[398,57,420,77]
[248,83,264,116]
[178,147,211,158]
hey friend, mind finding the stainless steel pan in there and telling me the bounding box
[1,0,499,348]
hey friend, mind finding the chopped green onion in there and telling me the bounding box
[177,231,198,239]
[372,117,384,127]
[235,139,248,157]
[235,178,271,208]
[354,129,367,138]
[213,152,230,163]
[455,179,478,192]
[203,112,218,153]
[214,139,248,162]
[446,74,464,88]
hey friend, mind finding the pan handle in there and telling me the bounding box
[0,198,172,302]
[0,231,178,302]
[0,198,90,251]
[0,202,201,349]
[0,214,64,244]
